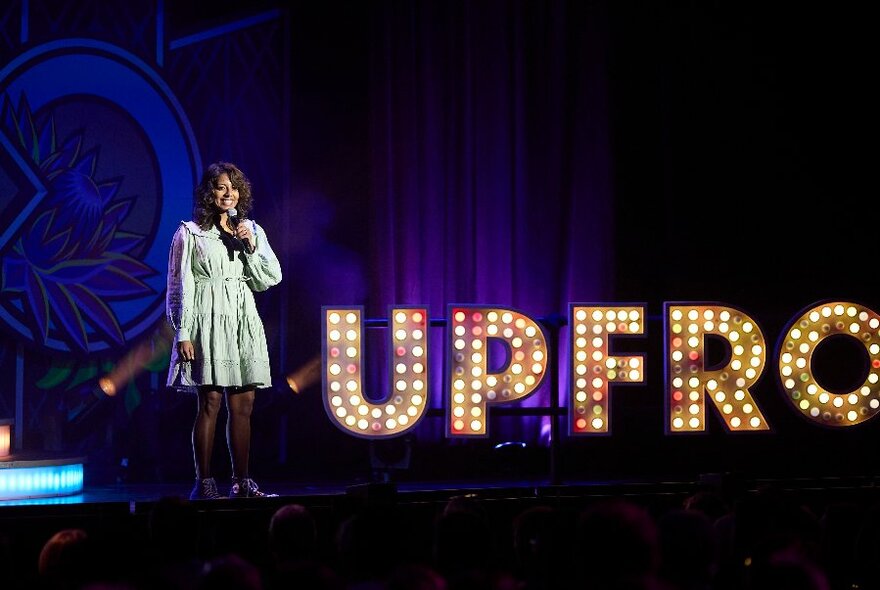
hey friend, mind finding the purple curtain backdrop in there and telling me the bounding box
[365,0,614,444]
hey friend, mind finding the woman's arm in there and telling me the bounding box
[244,220,282,291]
[166,223,196,341]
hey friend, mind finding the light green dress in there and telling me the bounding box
[165,220,282,390]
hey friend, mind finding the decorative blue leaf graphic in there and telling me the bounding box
[68,283,125,345]
[83,265,153,298]
[103,251,153,277]
[44,259,111,285]
[45,281,88,352]
[1,93,159,350]
[25,268,50,342]
[107,232,144,256]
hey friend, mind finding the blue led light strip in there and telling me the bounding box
[0,463,84,501]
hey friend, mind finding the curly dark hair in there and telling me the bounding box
[193,162,254,230]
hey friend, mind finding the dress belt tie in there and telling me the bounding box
[195,276,249,283]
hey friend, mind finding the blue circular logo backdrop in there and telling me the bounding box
[0,39,200,354]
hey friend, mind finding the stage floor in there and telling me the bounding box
[3,472,879,511]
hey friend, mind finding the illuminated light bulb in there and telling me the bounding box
[329,312,341,324]
[346,329,357,340]
[345,312,357,324]
[98,378,117,397]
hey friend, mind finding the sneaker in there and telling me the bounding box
[190,477,225,500]
[230,477,278,498]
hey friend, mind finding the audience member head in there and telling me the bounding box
[387,563,447,590]
[335,506,400,585]
[198,553,262,590]
[746,554,830,590]
[575,498,660,589]
[683,489,730,522]
[268,503,317,566]
[267,560,344,590]
[38,528,95,589]
[433,496,495,580]
[657,508,718,590]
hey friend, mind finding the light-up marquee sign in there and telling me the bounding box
[322,301,880,439]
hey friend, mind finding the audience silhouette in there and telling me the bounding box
[3,481,871,590]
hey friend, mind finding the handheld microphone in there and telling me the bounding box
[226,208,254,254]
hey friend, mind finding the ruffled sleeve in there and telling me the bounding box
[166,222,196,341]
[243,220,282,292]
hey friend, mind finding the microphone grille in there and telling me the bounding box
[227,208,238,217]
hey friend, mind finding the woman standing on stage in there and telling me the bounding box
[166,161,282,499]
